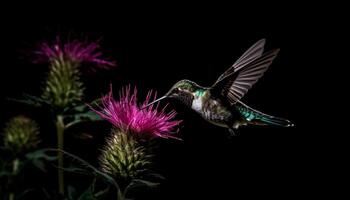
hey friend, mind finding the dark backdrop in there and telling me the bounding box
[0,3,336,199]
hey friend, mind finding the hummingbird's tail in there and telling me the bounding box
[236,101,294,127]
[255,113,294,127]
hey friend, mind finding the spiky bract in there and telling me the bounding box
[100,129,151,181]
[3,116,40,154]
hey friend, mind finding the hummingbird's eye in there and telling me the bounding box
[173,88,179,93]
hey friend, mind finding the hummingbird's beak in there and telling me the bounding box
[141,96,168,110]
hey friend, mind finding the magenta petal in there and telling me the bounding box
[90,85,182,139]
[35,38,116,69]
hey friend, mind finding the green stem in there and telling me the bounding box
[56,115,65,195]
[9,159,19,200]
[117,189,125,200]
[9,193,14,200]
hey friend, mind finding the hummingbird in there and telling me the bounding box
[144,39,294,135]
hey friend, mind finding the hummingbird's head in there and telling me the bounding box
[164,80,197,106]
[142,80,197,109]
[167,79,197,96]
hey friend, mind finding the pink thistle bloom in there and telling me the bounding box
[91,86,182,139]
[35,37,115,68]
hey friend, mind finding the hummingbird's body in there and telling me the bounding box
[144,39,293,135]
[171,80,292,135]
[190,87,236,128]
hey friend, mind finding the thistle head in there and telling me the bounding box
[41,57,84,110]
[99,129,151,181]
[37,37,116,111]
[35,37,116,69]
[2,116,40,155]
[90,85,181,139]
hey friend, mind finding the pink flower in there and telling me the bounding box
[35,37,115,69]
[91,86,181,139]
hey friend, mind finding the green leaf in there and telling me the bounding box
[32,159,46,172]
[65,111,102,129]
[63,103,102,129]
[25,149,57,172]
[47,149,121,192]
[7,94,50,108]
[16,188,36,199]
[145,172,166,180]
[131,179,159,188]
[0,159,11,178]
[64,99,100,115]
[59,165,87,175]
[25,149,57,162]
[71,132,94,140]
[124,179,159,196]
[0,170,11,178]
[71,104,87,113]
[67,182,111,200]
[77,187,98,200]
[67,185,78,200]
[93,186,110,198]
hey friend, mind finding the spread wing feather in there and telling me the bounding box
[213,39,266,84]
[211,47,280,105]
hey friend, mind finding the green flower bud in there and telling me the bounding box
[99,129,152,181]
[42,57,84,111]
[3,116,40,154]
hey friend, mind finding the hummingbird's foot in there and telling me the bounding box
[225,122,239,137]
[228,127,239,137]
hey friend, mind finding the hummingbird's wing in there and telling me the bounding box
[211,48,280,105]
[213,39,266,84]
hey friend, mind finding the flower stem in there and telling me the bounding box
[56,115,65,195]
[9,158,19,200]
[9,193,14,200]
[117,189,125,200]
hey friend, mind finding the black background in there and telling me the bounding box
[0,2,340,199]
